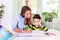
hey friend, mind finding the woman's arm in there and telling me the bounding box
[14,27,32,33]
[13,14,32,33]
[13,28,24,33]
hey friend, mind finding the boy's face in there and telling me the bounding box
[33,19,41,27]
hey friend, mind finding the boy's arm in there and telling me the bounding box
[41,25,51,36]
[41,25,48,31]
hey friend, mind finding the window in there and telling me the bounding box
[42,0,58,13]
[42,0,58,22]
[22,0,37,14]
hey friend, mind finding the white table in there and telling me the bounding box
[9,29,60,40]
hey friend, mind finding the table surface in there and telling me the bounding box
[9,29,60,40]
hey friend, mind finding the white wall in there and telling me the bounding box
[0,0,22,30]
[0,0,60,31]
[12,0,19,18]
[37,0,42,16]
[1,0,12,28]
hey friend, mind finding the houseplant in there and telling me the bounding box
[0,4,5,28]
[0,4,5,18]
[0,4,11,40]
[42,11,57,22]
[0,4,5,26]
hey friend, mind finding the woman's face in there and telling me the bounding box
[24,10,31,19]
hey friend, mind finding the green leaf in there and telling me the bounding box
[42,11,57,22]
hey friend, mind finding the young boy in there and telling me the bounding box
[24,14,56,36]
[24,14,48,32]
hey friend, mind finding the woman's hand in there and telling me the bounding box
[23,30,32,33]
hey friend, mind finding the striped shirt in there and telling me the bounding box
[24,24,48,31]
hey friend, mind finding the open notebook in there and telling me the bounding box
[12,30,47,37]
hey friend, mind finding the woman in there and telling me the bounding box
[12,6,32,33]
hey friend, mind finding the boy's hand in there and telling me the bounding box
[48,33,56,36]
[44,32,50,36]
[45,32,56,36]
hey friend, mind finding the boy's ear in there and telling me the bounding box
[40,20,42,23]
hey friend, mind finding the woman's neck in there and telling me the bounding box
[24,18,30,25]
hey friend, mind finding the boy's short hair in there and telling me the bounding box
[33,14,41,19]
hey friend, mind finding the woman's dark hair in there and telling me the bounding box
[20,6,31,25]
[21,6,31,17]
[33,14,41,19]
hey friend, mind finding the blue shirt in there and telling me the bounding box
[12,14,24,30]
